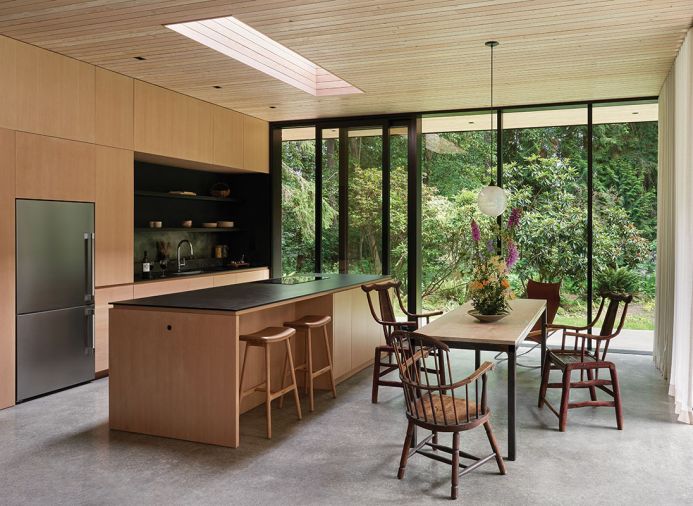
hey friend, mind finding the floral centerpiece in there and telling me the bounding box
[467,208,521,322]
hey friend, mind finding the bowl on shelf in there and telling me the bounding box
[181,220,192,228]
[210,182,231,198]
[201,222,218,228]
[148,221,163,228]
[217,221,234,228]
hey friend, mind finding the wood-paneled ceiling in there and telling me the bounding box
[0,0,690,122]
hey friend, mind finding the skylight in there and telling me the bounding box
[166,16,362,97]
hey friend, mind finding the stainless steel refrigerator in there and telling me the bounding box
[16,199,95,402]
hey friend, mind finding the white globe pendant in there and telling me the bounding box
[477,185,507,217]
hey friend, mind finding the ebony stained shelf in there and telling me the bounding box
[135,190,239,203]
[135,227,242,233]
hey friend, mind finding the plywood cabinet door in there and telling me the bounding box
[15,42,95,143]
[332,289,353,379]
[95,68,134,149]
[212,106,243,169]
[95,284,133,374]
[132,276,214,299]
[242,115,269,173]
[213,268,269,287]
[95,146,133,287]
[0,36,18,131]
[15,132,96,202]
[0,128,16,409]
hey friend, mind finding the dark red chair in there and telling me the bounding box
[538,292,632,431]
[361,280,442,403]
[525,279,561,343]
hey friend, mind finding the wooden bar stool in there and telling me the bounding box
[282,315,337,412]
[239,326,302,439]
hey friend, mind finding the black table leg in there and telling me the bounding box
[475,348,480,369]
[508,345,516,461]
[541,308,547,372]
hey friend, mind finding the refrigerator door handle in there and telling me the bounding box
[84,233,94,304]
[85,306,95,354]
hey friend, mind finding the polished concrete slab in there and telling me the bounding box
[0,349,691,505]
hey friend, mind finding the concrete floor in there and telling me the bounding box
[1,349,691,505]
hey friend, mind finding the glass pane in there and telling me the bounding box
[321,128,340,273]
[347,127,383,274]
[390,126,408,315]
[592,101,658,352]
[420,112,497,312]
[502,106,588,330]
[281,127,316,276]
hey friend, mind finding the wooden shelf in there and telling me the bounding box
[134,190,238,203]
[135,227,241,233]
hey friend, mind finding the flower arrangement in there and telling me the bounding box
[467,208,522,316]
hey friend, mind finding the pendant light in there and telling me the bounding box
[477,40,508,218]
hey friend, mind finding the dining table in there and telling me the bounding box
[417,298,548,461]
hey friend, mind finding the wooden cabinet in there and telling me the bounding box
[213,268,269,287]
[243,115,269,173]
[95,284,133,374]
[15,132,95,202]
[95,146,133,287]
[15,42,95,143]
[0,128,15,409]
[212,106,244,169]
[134,81,213,163]
[331,290,353,379]
[133,276,214,299]
[95,68,133,149]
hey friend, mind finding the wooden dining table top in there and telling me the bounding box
[417,298,547,347]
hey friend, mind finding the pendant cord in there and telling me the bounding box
[490,43,494,180]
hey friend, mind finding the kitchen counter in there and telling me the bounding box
[109,273,389,448]
[116,273,386,312]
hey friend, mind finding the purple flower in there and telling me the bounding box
[507,208,522,229]
[506,241,519,269]
[471,220,480,242]
[486,239,495,253]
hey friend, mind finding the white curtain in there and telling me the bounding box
[655,28,693,424]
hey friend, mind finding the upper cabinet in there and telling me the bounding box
[15,41,95,143]
[0,37,17,131]
[15,132,95,202]
[212,106,244,169]
[133,81,213,163]
[95,68,134,150]
[134,80,268,173]
[243,115,269,173]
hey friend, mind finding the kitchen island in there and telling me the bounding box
[109,274,387,447]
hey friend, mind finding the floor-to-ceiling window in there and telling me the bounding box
[592,101,658,352]
[274,99,658,352]
[280,127,315,276]
[502,106,589,326]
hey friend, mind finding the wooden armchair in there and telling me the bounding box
[391,331,505,500]
[361,280,442,403]
[538,292,633,431]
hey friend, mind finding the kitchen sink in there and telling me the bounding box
[168,269,204,276]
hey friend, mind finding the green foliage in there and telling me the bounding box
[596,267,640,297]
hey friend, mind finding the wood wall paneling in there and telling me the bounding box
[0,36,17,130]
[95,68,134,149]
[212,268,269,287]
[0,128,16,409]
[15,132,95,202]
[94,284,133,374]
[243,115,269,173]
[95,145,133,287]
[15,41,95,143]
[212,106,244,169]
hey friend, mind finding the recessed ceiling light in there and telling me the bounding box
[166,16,362,97]
[632,111,639,115]
[134,56,146,61]
[468,121,475,124]
[269,106,276,109]
[213,85,222,89]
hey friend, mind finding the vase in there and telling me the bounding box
[468,310,508,323]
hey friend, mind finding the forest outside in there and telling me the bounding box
[280,112,657,334]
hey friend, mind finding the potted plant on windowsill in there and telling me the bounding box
[467,208,521,323]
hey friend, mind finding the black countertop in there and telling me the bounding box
[114,274,388,312]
